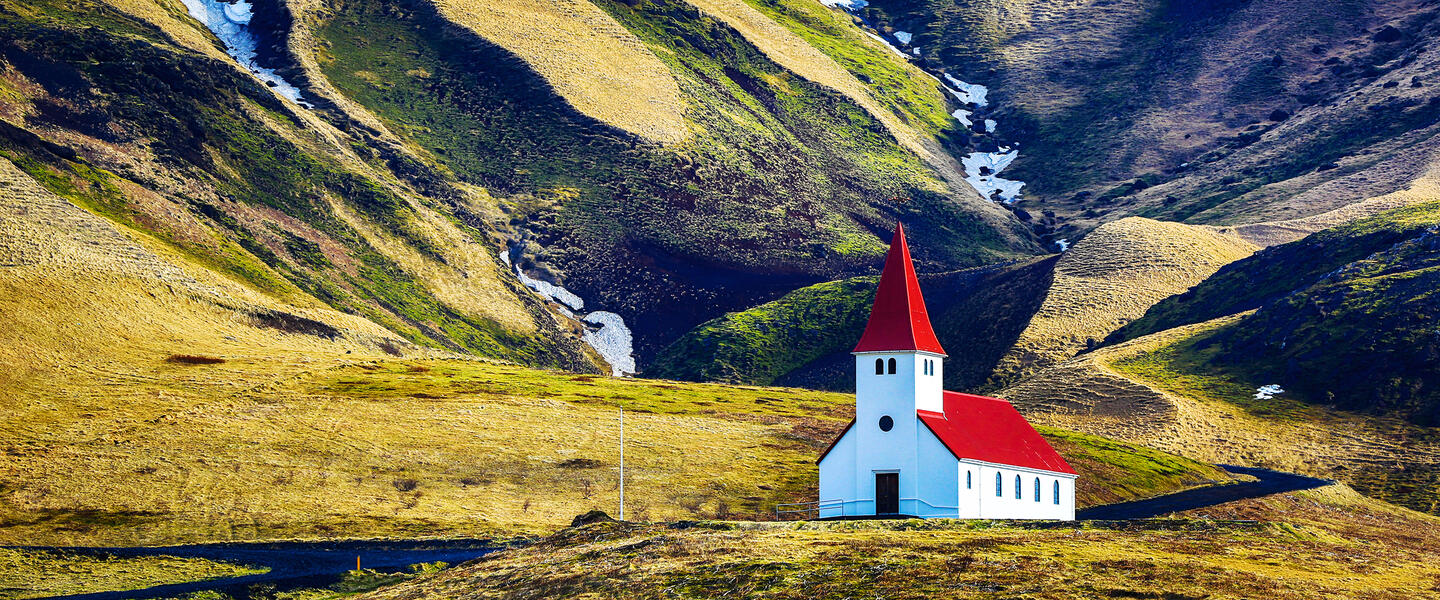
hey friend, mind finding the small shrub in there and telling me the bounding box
[559,458,603,469]
[165,354,225,365]
[393,478,419,492]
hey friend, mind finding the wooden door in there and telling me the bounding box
[875,472,899,515]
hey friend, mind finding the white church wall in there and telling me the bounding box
[817,427,857,518]
[972,460,1076,520]
[913,424,960,518]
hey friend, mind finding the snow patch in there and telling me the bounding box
[962,149,1024,204]
[984,119,997,133]
[893,31,913,45]
[1054,239,1070,252]
[503,251,636,376]
[1254,384,1284,400]
[582,312,636,376]
[863,31,913,59]
[942,74,988,107]
[912,46,922,56]
[952,109,973,127]
[180,0,309,106]
[819,0,868,9]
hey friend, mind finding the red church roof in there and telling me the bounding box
[917,392,1076,474]
[852,223,946,355]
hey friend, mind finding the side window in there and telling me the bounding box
[1034,478,1041,502]
[875,358,884,375]
[966,470,972,489]
[887,358,896,374]
[1014,474,1021,499]
[995,472,1002,497]
[1054,481,1060,505]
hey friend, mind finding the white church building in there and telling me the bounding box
[818,223,1077,520]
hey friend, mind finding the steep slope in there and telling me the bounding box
[859,0,1440,239]
[0,0,601,370]
[1112,201,1440,344]
[297,0,1036,363]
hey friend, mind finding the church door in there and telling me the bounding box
[875,472,899,515]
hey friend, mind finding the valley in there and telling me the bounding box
[2,0,1440,597]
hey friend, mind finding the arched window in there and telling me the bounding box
[966,470,972,489]
[875,358,884,375]
[887,358,897,374]
[1014,474,1022,499]
[995,472,1002,497]
[1054,481,1061,505]
[1034,478,1041,502]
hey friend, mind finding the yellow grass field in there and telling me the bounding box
[0,549,265,600]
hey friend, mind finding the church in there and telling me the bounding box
[817,224,1077,520]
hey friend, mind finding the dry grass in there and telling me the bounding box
[326,195,537,334]
[355,484,1440,599]
[992,217,1256,383]
[0,548,266,600]
[1208,169,1440,246]
[430,0,688,144]
[1001,316,1440,488]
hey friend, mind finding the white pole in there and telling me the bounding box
[618,408,625,521]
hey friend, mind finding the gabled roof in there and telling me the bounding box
[852,223,946,355]
[917,391,1076,475]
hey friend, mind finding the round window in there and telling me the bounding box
[878,415,894,432]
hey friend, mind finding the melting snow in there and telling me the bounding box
[942,74,988,107]
[913,47,922,55]
[864,31,913,59]
[894,31,913,45]
[985,119,997,133]
[819,0,868,9]
[1254,384,1284,400]
[952,109,973,127]
[1054,239,1070,252]
[180,0,308,106]
[582,312,636,376]
[962,149,1025,203]
[502,251,636,376]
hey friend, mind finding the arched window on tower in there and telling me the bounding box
[995,472,1002,497]
[887,358,896,374]
[875,358,884,375]
[1034,478,1041,502]
[1014,474,1022,499]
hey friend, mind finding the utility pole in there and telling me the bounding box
[618,408,625,521]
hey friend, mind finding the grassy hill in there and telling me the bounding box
[1003,316,1440,515]
[353,485,1440,599]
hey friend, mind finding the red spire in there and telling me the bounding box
[852,223,946,355]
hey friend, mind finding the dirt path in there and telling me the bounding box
[1078,465,1332,520]
[16,539,501,600]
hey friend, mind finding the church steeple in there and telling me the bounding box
[852,223,946,356]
